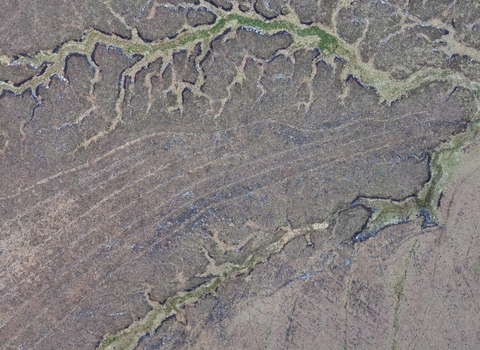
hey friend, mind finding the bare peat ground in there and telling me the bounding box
[137,137,480,349]
[0,1,480,349]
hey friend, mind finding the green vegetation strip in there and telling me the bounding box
[0,12,337,97]
[97,223,321,349]
[98,277,222,349]
[416,121,480,219]
[355,118,480,238]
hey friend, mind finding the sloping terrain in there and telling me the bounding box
[0,1,479,349]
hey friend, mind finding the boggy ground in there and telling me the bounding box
[136,135,480,350]
[0,1,480,349]
[135,175,480,349]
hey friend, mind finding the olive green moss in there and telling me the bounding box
[1,12,341,99]
[416,122,480,221]
[97,276,223,350]
[352,120,480,241]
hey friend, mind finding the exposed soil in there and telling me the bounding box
[0,1,479,349]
